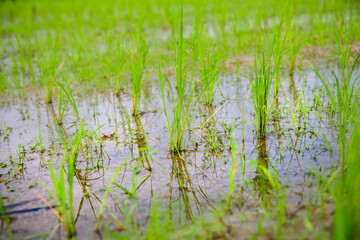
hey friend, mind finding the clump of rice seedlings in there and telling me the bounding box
[158,64,195,154]
[46,121,84,238]
[128,35,149,116]
[158,3,192,154]
[159,3,207,154]
[249,18,283,138]
[312,24,360,168]
[199,34,222,106]
[103,34,128,95]
[37,37,63,104]
[175,3,186,94]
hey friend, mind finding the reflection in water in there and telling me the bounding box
[133,116,152,171]
[168,154,211,222]
[115,94,130,143]
[253,139,271,201]
[73,166,104,223]
[284,135,303,178]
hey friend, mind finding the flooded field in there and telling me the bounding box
[0,68,344,238]
[1,0,360,239]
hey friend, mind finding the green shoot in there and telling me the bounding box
[47,121,84,238]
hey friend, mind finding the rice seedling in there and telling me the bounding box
[299,57,309,129]
[2,123,11,140]
[57,79,81,122]
[199,34,222,106]
[16,143,25,172]
[158,3,198,154]
[0,191,13,239]
[30,125,44,153]
[273,15,286,99]
[46,121,84,238]
[37,47,64,104]
[311,24,360,168]
[128,34,149,116]
[285,7,301,76]
[333,116,360,239]
[282,86,303,133]
[103,34,128,95]
[57,89,68,125]
[227,128,237,210]
[249,18,284,138]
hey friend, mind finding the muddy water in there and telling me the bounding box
[0,69,339,238]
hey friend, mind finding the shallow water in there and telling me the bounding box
[0,68,340,238]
